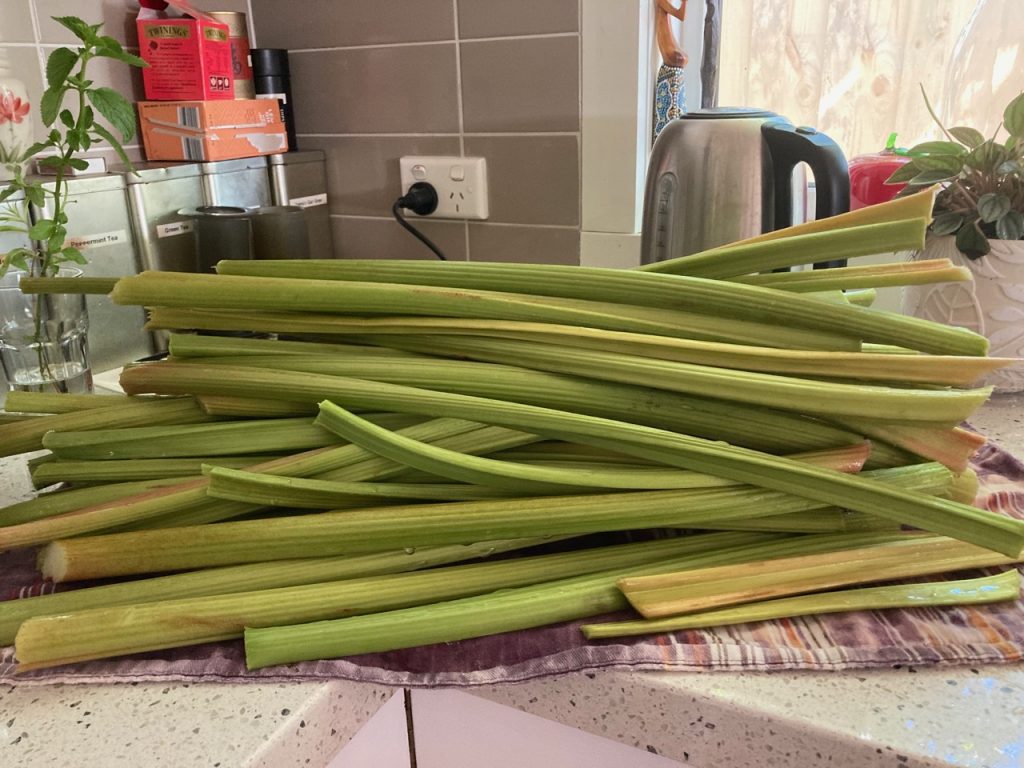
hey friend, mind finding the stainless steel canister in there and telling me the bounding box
[267,150,334,257]
[116,162,204,273]
[208,11,255,99]
[30,174,154,372]
[200,156,271,209]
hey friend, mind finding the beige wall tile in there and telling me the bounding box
[458,0,578,39]
[0,0,35,43]
[290,45,459,135]
[0,46,44,143]
[250,0,454,50]
[468,224,579,264]
[332,216,467,261]
[464,135,579,226]
[300,135,461,217]
[461,37,579,133]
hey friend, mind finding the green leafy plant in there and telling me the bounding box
[886,88,1024,259]
[0,16,146,277]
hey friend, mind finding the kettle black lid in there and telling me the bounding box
[683,107,777,119]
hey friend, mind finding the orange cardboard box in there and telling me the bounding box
[139,99,289,162]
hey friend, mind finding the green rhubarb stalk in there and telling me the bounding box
[30,457,285,487]
[732,259,970,292]
[40,417,343,460]
[581,569,1022,639]
[696,509,898,534]
[620,535,1021,618]
[212,253,985,357]
[638,219,927,278]
[119,365,1024,557]
[0,397,215,458]
[4,391,143,414]
[118,271,859,351]
[15,534,759,669]
[205,442,872,508]
[0,418,524,550]
[42,463,953,579]
[305,319,1003,387]
[340,336,990,426]
[167,333,425,359]
[829,419,987,474]
[18,276,120,294]
[240,530,920,668]
[197,396,317,417]
[0,537,548,646]
[122,360,872,457]
[0,479,185,527]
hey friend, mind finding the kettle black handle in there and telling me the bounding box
[762,121,850,269]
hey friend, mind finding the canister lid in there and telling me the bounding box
[683,107,777,119]
[26,172,125,194]
[267,150,325,166]
[200,156,269,174]
[111,162,202,183]
[251,48,289,78]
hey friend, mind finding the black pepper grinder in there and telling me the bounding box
[251,48,297,151]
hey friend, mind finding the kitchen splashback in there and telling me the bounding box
[248,0,582,264]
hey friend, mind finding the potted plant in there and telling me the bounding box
[895,90,1024,391]
[0,17,145,395]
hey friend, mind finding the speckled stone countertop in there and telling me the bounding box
[1,396,1023,767]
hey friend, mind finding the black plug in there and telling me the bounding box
[397,181,439,216]
[392,182,446,260]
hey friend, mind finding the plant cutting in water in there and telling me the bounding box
[886,87,1024,259]
[0,17,145,393]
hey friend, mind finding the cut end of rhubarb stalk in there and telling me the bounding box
[38,543,67,583]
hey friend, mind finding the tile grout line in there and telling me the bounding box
[576,0,583,259]
[245,0,257,47]
[331,213,578,231]
[296,132,581,139]
[27,0,45,89]
[286,31,578,54]
[451,0,470,260]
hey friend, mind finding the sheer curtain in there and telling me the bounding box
[717,0,979,157]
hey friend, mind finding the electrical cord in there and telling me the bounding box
[392,182,447,260]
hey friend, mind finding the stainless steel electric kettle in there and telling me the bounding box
[640,107,849,265]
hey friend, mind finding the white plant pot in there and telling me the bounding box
[902,235,1024,392]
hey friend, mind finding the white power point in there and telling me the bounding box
[399,156,489,220]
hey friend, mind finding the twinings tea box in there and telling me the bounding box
[139,99,288,161]
[137,0,233,101]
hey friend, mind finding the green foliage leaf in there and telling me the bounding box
[35,156,64,169]
[978,193,1012,223]
[24,184,46,208]
[28,219,56,241]
[949,126,986,148]
[52,16,97,45]
[91,122,133,168]
[59,109,75,129]
[955,219,991,260]
[931,212,965,236]
[45,47,78,89]
[910,169,959,185]
[884,162,921,184]
[86,87,136,142]
[18,140,54,162]
[81,105,94,130]
[1004,92,1024,139]
[60,246,86,265]
[94,37,148,68]
[998,160,1023,175]
[996,210,1024,241]
[966,140,1009,172]
[39,86,66,127]
[0,187,18,204]
[67,157,90,171]
[908,140,966,156]
[912,155,963,174]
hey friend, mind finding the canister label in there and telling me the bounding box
[288,193,327,209]
[66,229,129,251]
[156,221,195,238]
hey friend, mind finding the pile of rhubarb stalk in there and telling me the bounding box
[1,188,1022,672]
